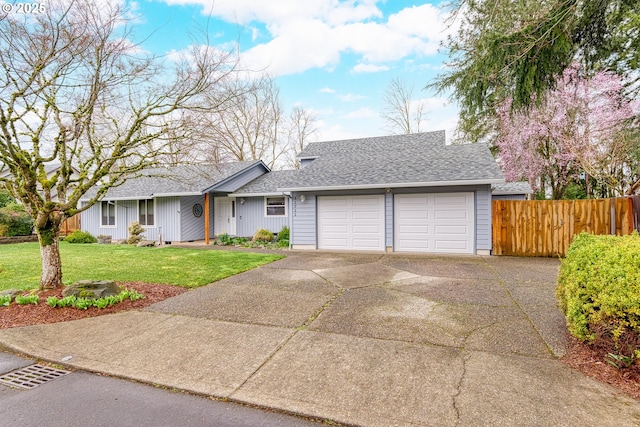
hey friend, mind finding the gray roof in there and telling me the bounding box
[231,170,299,196]
[297,131,447,158]
[492,182,534,195]
[281,131,504,191]
[84,161,262,200]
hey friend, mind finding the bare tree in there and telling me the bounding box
[201,74,287,169]
[381,77,429,134]
[286,106,318,169]
[0,0,238,289]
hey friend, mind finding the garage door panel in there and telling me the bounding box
[318,195,385,251]
[435,225,469,235]
[353,225,382,234]
[353,211,382,220]
[435,240,470,250]
[395,193,474,254]
[435,209,469,220]
[322,225,348,233]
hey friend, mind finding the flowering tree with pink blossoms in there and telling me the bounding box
[495,65,639,199]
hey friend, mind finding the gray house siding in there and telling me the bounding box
[236,196,289,237]
[300,159,315,168]
[290,185,493,253]
[474,186,492,251]
[291,192,317,246]
[179,195,206,242]
[81,200,137,240]
[385,192,393,249]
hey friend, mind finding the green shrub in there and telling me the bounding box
[277,225,290,241]
[252,228,274,242]
[64,230,98,244]
[0,202,33,236]
[15,294,39,305]
[127,221,145,244]
[556,233,640,353]
[0,294,12,306]
[45,288,145,310]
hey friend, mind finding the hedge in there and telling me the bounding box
[556,232,640,350]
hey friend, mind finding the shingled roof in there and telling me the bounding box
[231,170,299,196]
[83,161,263,200]
[280,131,504,191]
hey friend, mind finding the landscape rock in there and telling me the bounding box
[0,289,22,301]
[62,280,120,299]
[137,240,156,247]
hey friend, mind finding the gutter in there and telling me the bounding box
[278,178,505,192]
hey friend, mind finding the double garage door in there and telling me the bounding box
[317,193,475,253]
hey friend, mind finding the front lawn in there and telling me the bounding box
[0,242,284,290]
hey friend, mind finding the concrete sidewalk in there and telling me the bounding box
[1,252,639,426]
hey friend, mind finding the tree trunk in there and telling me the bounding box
[36,222,63,290]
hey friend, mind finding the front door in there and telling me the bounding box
[214,197,236,236]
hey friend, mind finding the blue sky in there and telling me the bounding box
[130,0,458,142]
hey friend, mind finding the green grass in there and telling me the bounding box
[0,242,284,291]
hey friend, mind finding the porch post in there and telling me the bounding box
[204,193,210,245]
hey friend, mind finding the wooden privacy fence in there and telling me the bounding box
[60,214,80,236]
[492,197,637,257]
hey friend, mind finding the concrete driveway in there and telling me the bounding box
[0,251,639,426]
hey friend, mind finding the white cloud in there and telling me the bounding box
[344,107,377,119]
[319,87,336,94]
[352,63,390,73]
[339,93,366,102]
[161,0,454,76]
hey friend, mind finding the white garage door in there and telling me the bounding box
[317,195,385,251]
[395,193,475,254]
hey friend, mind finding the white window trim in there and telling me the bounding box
[100,201,117,228]
[138,199,156,228]
[264,196,287,217]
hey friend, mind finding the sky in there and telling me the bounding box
[130,0,459,142]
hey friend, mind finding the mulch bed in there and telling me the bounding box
[0,282,187,329]
[561,337,640,400]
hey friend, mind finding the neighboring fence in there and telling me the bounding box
[60,214,80,236]
[492,197,637,257]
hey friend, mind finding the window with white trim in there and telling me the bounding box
[265,196,286,217]
[139,199,155,226]
[101,201,116,226]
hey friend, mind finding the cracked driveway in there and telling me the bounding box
[1,251,640,426]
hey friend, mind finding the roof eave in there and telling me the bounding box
[228,191,287,197]
[202,160,269,193]
[278,178,505,192]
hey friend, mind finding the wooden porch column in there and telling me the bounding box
[204,193,210,245]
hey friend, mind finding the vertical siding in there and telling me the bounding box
[236,196,289,237]
[179,195,206,241]
[300,159,315,168]
[475,185,492,251]
[81,200,137,240]
[291,192,317,246]
[80,201,99,236]
[385,192,393,247]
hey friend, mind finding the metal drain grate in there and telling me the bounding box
[0,364,70,389]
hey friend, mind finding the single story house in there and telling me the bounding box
[80,130,506,254]
[80,161,273,243]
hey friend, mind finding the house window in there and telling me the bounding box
[139,199,155,226]
[101,201,116,226]
[265,196,286,217]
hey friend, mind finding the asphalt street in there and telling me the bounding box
[0,351,325,427]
